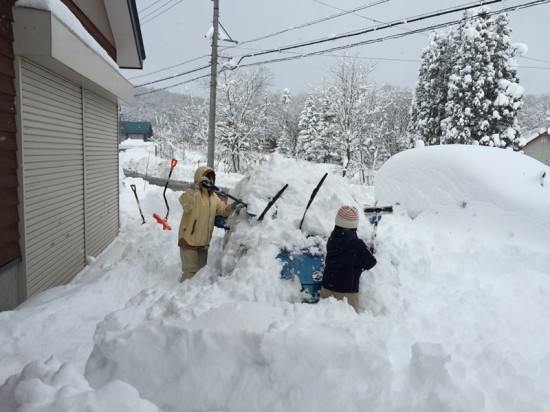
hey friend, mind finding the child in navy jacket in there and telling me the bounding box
[321,205,377,312]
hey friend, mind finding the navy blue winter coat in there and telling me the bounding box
[321,228,377,294]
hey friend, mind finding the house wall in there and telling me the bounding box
[0,0,21,311]
[0,5,135,310]
[524,135,550,166]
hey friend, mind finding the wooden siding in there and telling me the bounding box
[20,60,86,297]
[0,0,18,269]
[83,90,119,257]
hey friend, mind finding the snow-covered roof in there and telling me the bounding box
[523,127,550,146]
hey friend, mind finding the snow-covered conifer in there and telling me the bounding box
[409,31,453,145]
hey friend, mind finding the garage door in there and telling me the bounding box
[83,90,119,257]
[20,59,86,297]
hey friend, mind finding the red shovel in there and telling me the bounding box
[153,158,178,230]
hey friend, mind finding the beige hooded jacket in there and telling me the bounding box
[178,166,233,248]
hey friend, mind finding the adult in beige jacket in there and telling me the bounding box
[178,166,234,282]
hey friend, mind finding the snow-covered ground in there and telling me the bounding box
[1,146,549,412]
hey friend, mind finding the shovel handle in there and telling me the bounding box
[170,158,178,171]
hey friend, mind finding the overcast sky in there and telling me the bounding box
[122,0,550,98]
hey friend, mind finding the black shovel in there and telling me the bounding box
[130,184,146,224]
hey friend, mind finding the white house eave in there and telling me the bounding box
[103,0,144,69]
[13,7,134,105]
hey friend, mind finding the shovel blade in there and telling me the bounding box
[153,213,172,231]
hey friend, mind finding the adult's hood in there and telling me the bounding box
[194,166,215,183]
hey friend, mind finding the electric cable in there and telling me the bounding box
[133,0,550,93]
[232,0,509,63]
[138,0,163,15]
[142,0,184,25]
[129,0,388,80]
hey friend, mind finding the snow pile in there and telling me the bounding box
[0,357,158,412]
[375,145,550,216]
[1,147,550,411]
[120,147,244,189]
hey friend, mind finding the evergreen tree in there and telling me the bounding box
[487,13,523,149]
[411,6,524,150]
[443,7,495,144]
[270,89,302,157]
[409,31,453,145]
[297,95,324,161]
[317,94,340,164]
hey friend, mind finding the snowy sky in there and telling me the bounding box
[123,0,550,97]
[1,145,550,411]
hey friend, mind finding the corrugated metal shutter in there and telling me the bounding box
[83,91,119,256]
[20,60,86,297]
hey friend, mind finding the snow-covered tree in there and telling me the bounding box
[322,56,377,178]
[270,89,304,157]
[217,67,272,172]
[411,7,524,150]
[377,86,413,156]
[409,31,454,145]
[443,8,496,144]
[486,13,524,149]
[296,94,324,161]
[519,93,550,132]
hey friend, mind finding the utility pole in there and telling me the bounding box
[207,0,219,168]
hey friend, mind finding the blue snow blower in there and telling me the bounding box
[278,173,329,303]
[278,249,324,302]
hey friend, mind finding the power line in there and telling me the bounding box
[134,0,550,94]
[138,0,163,15]
[128,55,209,81]
[313,0,429,37]
[234,0,550,70]
[135,73,211,96]
[140,0,178,20]
[520,56,550,65]
[130,0,495,86]
[519,65,550,70]
[229,0,389,49]
[128,0,389,81]
[141,0,184,25]
[223,45,421,63]
[134,64,211,87]
[232,0,509,64]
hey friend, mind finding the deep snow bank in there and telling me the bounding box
[375,145,550,217]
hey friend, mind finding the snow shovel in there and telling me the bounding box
[130,184,146,224]
[153,158,178,231]
[364,205,393,253]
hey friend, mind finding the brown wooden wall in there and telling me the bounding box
[0,0,19,269]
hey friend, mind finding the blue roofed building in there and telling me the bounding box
[120,121,153,142]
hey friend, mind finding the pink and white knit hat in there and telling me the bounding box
[335,205,359,229]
